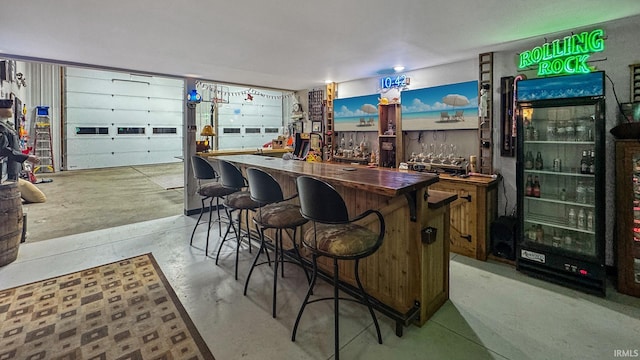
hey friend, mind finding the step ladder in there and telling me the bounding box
[325,82,336,161]
[33,106,54,173]
[478,52,494,174]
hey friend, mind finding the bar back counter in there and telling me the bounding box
[211,155,456,335]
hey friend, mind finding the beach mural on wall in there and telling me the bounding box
[334,94,380,132]
[402,80,479,130]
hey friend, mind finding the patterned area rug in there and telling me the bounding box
[0,253,214,359]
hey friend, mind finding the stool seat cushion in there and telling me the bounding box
[224,190,260,210]
[254,203,307,229]
[303,223,379,258]
[199,182,237,198]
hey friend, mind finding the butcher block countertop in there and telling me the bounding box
[212,155,439,198]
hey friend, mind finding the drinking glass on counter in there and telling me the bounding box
[448,144,457,160]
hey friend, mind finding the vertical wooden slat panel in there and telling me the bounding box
[227,159,449,316]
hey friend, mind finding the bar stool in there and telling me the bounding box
[243,167,310,318]
[216,159,260,280]
[291,175,385,360]
[189,155,237,254]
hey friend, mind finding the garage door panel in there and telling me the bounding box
[64,67,184,169]
[149,98,182,112]
[66,151,180,170]
[66,108,182,126]
[67,136,181,152]
[148,85,184,99]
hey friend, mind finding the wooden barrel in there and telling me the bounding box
[0,181,23,266]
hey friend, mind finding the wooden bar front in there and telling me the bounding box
[212,155,452,326]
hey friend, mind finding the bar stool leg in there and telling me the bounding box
[244,209,252,254]
[216,208,235,263]
[292,254,318,342]
[216,197,222,237]
[244,226,267,296]
[355,259,382,344]
[333,258,340,360]
[190,197,207,246]
[205,197,214,254]
[290,228,311,285]
[235,210,243,280]
[272,229,280,318]
[261,223,272,266]
[279,229,286,278]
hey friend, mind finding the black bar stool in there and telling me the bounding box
[216,159,260,280]
[243,167,310,318]
[291,175,385,360]
[189,155,237,254]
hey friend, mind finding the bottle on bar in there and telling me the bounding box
[589,150,596,174]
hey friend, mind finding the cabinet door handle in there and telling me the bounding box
[460,194,472,202]
[461,234,472,242]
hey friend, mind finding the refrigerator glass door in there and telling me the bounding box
[521,103,597,258]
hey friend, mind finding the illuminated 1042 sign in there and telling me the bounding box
[380,74,409,89]
[518,28,605,76]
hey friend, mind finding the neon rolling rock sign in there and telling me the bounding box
[518,29,605,76]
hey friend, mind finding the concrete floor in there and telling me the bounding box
[22,162,184,242]
[1,213,639,359]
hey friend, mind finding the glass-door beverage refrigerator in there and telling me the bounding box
[515,72,606,295]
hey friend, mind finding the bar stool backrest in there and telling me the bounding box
[191,155,218,181]
[296,175,349,224]
[246,168,284,205]
[218,160,247,190]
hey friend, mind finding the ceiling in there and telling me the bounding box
[1,1,640,91]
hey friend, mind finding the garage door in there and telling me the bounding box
[64,67,184,170]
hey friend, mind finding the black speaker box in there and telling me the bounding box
[490,216,518,260]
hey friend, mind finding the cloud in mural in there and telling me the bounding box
[335,105,370,117]
[360,103,377,114]
[402,98,450,113]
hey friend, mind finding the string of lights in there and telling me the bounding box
[196,81,295,100]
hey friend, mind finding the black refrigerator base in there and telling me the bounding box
[517,259,606,297]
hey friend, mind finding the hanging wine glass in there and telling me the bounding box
[428,143,435,162]
[438,144,446,162]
